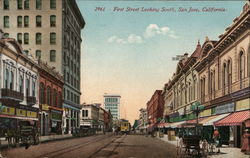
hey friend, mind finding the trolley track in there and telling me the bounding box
[33,134,116,158]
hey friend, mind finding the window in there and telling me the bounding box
[17,16,22,27]
[36,15,42,27]
[50,32,56,44]
[3,33,9,38]
[50,0,56,9]
[223,63,227,94]
[47,86,51,105]
[53,89,57,106]
[50,50,56,62]
[239,51,245,88]
[36,0,42,10]
[20,76,23,93]
[26,78,30,96]
[10,71,14,90]
[228,60,232,93]
[36,33,41,44]
[24,16,29,27]
[4,69,9,88]
[24,33,29,44]
[58,92,62,107]
[36,50,41,59]
[39,83,45,104]
[4,0,9,9]
[32,81,35,97]
[24,0,29,9]
[50,15,56,27]
[17,33,22,44]
[17,0,22,9]
[4,16,9,28]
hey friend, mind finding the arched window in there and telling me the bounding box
[210,72,213,95]
[58,92,62,107]
[53,89,57,106]
[10,71,14,90]
[26,78,30,96]
[20,76,24,93]
[5,69,9,89]
[39,83,45,104]
[47,86,51,105]
[239,51,245,89]
[227,60,232,93]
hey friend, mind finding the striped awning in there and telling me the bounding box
[202,113,230,126]
[158,122,169,128]
[214,110,250,126]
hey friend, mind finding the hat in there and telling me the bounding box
[244,129,249,132]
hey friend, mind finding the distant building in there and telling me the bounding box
[138,108,147,133]
[80,104,99,129]
[103,94,121,119]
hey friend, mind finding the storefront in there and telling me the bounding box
[50,109,62,134]
[40,104,50,136]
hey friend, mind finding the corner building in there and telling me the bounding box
[0,0,86,134]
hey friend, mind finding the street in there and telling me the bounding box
[1,134,177,158]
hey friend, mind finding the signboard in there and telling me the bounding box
[16,109,27,117]
[200,109,211,117]
[42,104,50,111]
[215,102,234,114]
[27,111,37,118]
[0,106,15,115]
[236,98,250,111]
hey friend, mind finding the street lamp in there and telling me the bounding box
[191,101,205,135]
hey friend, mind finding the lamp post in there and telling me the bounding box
[191,101,204,135]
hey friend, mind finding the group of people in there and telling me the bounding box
[213,128,250,155]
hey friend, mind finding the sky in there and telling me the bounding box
[77,0,246,123]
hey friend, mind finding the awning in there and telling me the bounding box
[158,122,169,128]
[214,110,250,126]
[202,113,230,126]
[169,121,185,128]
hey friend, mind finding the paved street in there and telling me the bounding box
[1,134,177,158]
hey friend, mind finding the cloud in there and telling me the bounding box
[128,34,143,44]
[107,24,179,44]
[107,34,143,44]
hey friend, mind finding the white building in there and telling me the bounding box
[0,0,86,134]
[103,94,121,120]
[80,104,99,129]
[0,34,39,132]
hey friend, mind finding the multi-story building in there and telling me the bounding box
[138,108,147,133]
[0,0,86,134]
[164,2,250,148]
[147,90,164,130]
[38,60,64,135]
[103,94,121,120]
[80,104,99,129]
[0,34,39,135]
[104,109,113,132]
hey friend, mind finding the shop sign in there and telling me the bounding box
[16,109,27,117]
[0,106,15,115]
[200,109,211,117]
[215,102,234,114]
[236,98,250,111]
[51,110,62,121]
[27,111,37,118]
[42,104,50,111]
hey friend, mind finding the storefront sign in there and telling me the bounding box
[19,105,39,112]
[200,109,211,117]
[236,98,250,111]
[42,104,50,111]
[0,106,15,115]
[51,110,62,121]
[215,102,234,114]
[16,109,27,117]
[27,111,37,118]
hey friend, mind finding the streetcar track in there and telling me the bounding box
[34,134,114,158]
[88,134,126,158]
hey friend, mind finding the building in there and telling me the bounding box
[0,34,39,136]
[138,108,148,133]
[104,109,113,132]
[98,107,104,131]
[147,90,164,130]
[0,0,86,134]
[163,2,250,148]
[103,94,121,120]
[80,104,99,129]
[38,60,64,135]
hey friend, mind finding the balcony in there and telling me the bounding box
[1,88,24,102]
[26,96,36,106]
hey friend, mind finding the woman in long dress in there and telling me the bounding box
[241,129,250,154]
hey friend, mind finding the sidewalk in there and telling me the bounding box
[0,134,73,149]
[157,134,249,158]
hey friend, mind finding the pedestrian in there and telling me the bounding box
[241,129,250,154]
[213,128,220,153]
